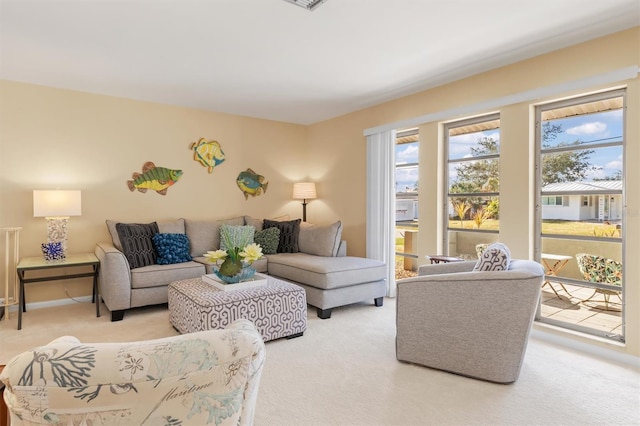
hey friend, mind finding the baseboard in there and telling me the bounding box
[0,296,92,313]
[531,324,639,369]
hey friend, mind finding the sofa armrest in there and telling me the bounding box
[94,242,132,312]
[336,240,347,257]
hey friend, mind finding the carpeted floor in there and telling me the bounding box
[1,298,639,425]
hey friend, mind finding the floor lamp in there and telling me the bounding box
[293,182,317,222]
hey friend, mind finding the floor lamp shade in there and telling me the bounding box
[293,183,317,222]
[33,190,82,255]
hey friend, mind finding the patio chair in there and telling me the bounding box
[575,253,622,311]
[475,243,489,258]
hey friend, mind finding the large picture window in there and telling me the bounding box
[444,114,500,258]
[535,89,625,341]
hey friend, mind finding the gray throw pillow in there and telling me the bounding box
[298,221,343,257]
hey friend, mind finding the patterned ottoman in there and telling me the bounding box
[168,276,307,341]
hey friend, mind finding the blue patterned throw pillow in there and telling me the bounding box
[152,233,192,265]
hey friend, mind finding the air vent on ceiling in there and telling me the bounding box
[282,0,327,11]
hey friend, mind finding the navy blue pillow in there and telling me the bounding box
[152,233,192,265]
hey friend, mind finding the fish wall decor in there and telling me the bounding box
[190,137,225,173]
[127,161,183,196]
[236,168,269,200]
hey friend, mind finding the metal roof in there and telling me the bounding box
[542,181,622,192]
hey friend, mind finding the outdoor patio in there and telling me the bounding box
[540,281,622,335]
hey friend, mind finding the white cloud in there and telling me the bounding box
[606,159,622,170]
[396,144,419,163]
[566,122,607,135]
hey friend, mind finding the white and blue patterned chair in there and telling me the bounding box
[0,319,265,425]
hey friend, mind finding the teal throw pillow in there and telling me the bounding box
[220,224,255,250]
[254,227,281,255]
[152,233,192,265]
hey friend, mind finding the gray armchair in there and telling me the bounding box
[396,259,544,383]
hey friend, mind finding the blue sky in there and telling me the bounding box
[395,107,623,192]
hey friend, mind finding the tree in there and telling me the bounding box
[540,122,594,186]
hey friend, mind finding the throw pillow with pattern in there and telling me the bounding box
[152,233,192,264]
[116,222,159,269]
[473,242,511,271]
[254,227,281,255]
[220,224,255,251]
[263,219,301,253]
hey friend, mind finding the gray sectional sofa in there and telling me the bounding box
[95,216,387,321]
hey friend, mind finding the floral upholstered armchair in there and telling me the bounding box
[0,319,265,426]
[575,253,623,311]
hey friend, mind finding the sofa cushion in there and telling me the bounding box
[298,221,343,257]
[130,261,205,289]
[474,242,511,272]
[263,219,301,253]
[152,233,192,265]
[116,222,159,269]
[107,218,186,251]
[254,227,281,255]
[185,217,244,257]
[266,253,386,290]
[220,224,255,250]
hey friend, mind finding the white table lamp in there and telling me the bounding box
[33,190,82,254]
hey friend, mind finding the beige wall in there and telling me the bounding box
[1,27,638,354]
[0,82,308,302]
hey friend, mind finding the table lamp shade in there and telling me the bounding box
[292,182,317,200]
[33,190,82,217]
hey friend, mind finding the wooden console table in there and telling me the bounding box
[16,253,100,330]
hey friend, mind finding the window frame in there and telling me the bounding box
[534,88,626,342]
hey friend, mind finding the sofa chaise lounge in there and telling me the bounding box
[95,216,387,321]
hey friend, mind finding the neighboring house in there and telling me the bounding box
[396,198,418,222]
[541,181,622,221]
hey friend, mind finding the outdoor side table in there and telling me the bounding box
[541,253,573,299]
[16,253,100,330]
[426,255,464,264]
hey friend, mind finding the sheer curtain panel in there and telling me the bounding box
[366,130,396,297]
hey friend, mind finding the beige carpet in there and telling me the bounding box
[1,299,639,426]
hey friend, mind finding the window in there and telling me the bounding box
[535,89,625,341]
[395,128,419,279]
[542,196,566,206]
[444,114,500,258]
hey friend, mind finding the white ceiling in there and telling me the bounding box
[1,0,638,125]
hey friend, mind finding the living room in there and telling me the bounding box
[1,1,639,424]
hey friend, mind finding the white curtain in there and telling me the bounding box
[366,130,397,297]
